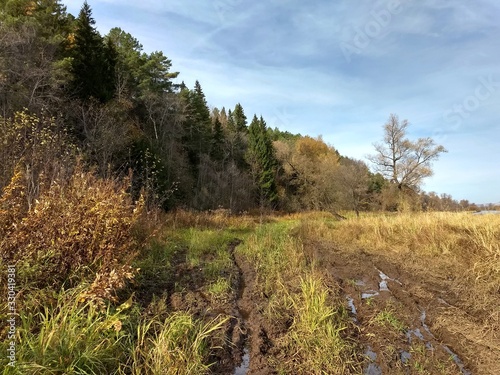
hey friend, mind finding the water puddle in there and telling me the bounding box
[400,350,411,364]
[419,310,434,339]
[408,309,472,374]
[233,251,251,375]
[233,347,250,375]
[377,268,402,291]
[406,327,425,342]
[362,291,379,299]
[346,296,359,323]
[442,346,472,375]
[355,280,366,287]
[364,347,382,375]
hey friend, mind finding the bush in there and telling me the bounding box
[0,164,143,302]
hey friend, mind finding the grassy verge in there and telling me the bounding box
[238,219,360,374]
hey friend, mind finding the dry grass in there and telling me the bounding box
[295,211,500,374]
[329,212,500,308]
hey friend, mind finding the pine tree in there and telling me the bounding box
[230,103,247,132]
[210,117,225,162]
[247,115,279,207]
[69,1,115,102]
[181,81,212,175]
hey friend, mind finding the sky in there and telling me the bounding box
[65,0,500,204]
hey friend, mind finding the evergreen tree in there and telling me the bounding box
[210,117,225,162]
[230,103,247,132]
[0,0,72,114]
[247,115,279,207]
[69,1,115,102]
[181,81,211,175]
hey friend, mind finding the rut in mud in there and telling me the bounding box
[158,217,498,374]
[316,243,484,375]
[231,242,276,375]
[228,229,497,374]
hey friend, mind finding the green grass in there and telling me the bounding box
[207,277,231,302]
[279,276,356,375]
[371,308,407,333]
[127,310,228,375]
[238,220,359,374]
[1,287,130,375]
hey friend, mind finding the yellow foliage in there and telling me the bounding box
[0,164,143,298]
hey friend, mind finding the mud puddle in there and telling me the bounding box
[231,242,251,375]
[364,346,382,375]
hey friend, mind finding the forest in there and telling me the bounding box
[1,2,499,375]
[0,0,483,215]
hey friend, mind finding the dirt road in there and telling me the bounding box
[165,225,499,374]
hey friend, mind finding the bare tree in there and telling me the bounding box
[368,114,447,192]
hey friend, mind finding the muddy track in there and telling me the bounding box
[198,238,276,375]
[158,233,497,374]
[316,243,481,375]
[230,240,276,375]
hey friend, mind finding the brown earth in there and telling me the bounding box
[160,236,498,375]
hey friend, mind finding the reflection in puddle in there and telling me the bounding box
[365,363,382,375]
[420,311,434,338]
[406,327,425,342]
[364,347,381,375]
[346,296,358,322]
[400,350,411,364]
[362,291,379,299]
[365,347,377,361]
[442,346,472,375]
[378,271,390,292]
[233,347,250,375]
[356,280,366,287]
[409,309,471,375]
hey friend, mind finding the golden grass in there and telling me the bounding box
[295,210,500,374]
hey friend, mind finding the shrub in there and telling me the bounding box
[0,164,143,301]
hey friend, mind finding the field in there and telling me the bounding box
[1,209,499,374]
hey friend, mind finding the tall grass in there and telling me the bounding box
[239,221,305,295]
[297,211,500,337]
[280,276,356,375]
[128,310,228,375]
[239,220,359,373]
[0,287,130,374]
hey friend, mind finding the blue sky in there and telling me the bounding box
[65,0,500,204]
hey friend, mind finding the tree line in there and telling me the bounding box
[0,0,476,213]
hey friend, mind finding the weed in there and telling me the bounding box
[127,311,228,375]
[1,287,130,374]
[371,308,406,333]
[279,276,358,374]
[207,277,231,302]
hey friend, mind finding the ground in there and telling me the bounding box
[156,213,499,375]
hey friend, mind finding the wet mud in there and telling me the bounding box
[159,231,497,374]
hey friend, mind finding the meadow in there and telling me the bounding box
[1,198,499,374]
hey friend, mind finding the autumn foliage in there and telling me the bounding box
[0,164,142,302]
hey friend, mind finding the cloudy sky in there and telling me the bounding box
[65,0,500,204]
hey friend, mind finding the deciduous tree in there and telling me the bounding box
[368,114,447,191]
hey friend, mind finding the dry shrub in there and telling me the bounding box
[0,111,76,208]
[165,208,258,230]
[0,164,143,302]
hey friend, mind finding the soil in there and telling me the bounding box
[159,236,498,374]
